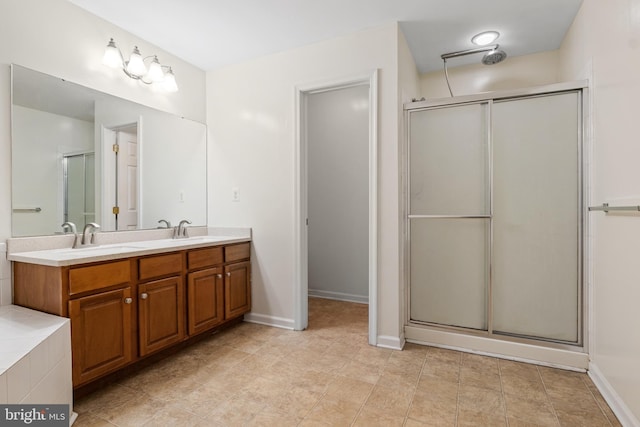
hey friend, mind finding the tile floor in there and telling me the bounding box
[74,298,620,426]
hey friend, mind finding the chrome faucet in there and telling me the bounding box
[174,219,192,239]
[81,222,101,246]
[158,219,172,228]
[61,222,78,248]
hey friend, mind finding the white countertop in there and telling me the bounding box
[7,229,251,267]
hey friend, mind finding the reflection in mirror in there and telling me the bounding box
[11,65,207,237]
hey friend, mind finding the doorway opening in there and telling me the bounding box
[295,71,378,345]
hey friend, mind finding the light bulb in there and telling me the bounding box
[102,38,122,68]
[163,68,178,92]
[126,46,147,76]
[146,56,165,82]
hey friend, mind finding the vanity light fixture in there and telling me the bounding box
[471,31,500,46]
[102,38,178,92]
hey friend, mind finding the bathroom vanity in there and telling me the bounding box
[9,233,251,388]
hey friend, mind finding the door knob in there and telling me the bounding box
[124,297,132,304]
[216,274,223,279]
[140,293,148,300]
[226,272,231,277]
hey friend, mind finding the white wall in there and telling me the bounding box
[307,85,370,303]
[420,50,561,99]
[0,0,206,303]
[559,1,640,424]
[12,106,94,236]
[207,23,413,343]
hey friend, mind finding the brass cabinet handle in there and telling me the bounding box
[124,297,133,304]
[140,293,148,300]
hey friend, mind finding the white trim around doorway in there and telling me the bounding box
[294,70,379,346]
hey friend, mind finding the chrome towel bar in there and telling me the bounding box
[12,207,42,213]
[588,203,640,213]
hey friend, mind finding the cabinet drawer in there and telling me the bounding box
[139,253,182,281]
[69,261,130,295]
[225,243,250,262]
[188,247,223,270]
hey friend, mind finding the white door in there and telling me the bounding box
[116,130,138,230]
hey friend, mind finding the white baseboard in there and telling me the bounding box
[377,334,404,350]
[243,312,295,330]
[589,362,640,427]
[308,289,368,304]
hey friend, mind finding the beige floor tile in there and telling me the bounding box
[206,396,267,425]
[501,373,548,403]
[407,393,457,425]
[96,394,166,427]
[421,358,460,382]
[270,387,323,419]
[362,384,413,418]
[352,408,405,427]
[304,396,361,426]
[459,365,502,391]
[461,353,499,372]
[415,378,458,402]
[457,408,507,426]
[72,413,116,427]
[458,384,505,416]
[245,406,302,427]
[324,376,374,405]
[427,347,462,364]
[74,383,139,414]
[338,360,383,384]
[498,359,541,382]
[507,417,556,427]
[141,405,209,427]
[504,394,559,426]
[554,407,611,427]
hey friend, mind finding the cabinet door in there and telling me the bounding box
[69,287,133,386]
[224,261,251,319]
[187,267,224,335]
[138,276,185,356]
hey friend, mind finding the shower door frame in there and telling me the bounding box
[404,81,590,363]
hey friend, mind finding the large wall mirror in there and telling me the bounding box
[11,65,207,237]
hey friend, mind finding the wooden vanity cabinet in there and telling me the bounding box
[12,240,251,389]
[65,260,135,386]
[69,287,133,386]
[224,243,252,319]
[137,253,185,357]
[186,246,224,335]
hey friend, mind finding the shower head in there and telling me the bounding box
[440,44,508,97]
[440,44,507,65]
[482,49,507,65]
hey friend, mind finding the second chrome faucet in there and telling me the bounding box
[174,219,192,239]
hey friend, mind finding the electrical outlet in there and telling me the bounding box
[232,187,239,202]
[179,190,185,203]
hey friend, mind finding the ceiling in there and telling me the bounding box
[69,0,583,73]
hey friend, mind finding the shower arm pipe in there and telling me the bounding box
[441,44,499,60]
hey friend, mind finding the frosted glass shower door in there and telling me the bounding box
[409,103,489,330]
[492,93,580,342]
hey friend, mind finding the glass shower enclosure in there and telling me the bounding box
[407,86,584,346]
